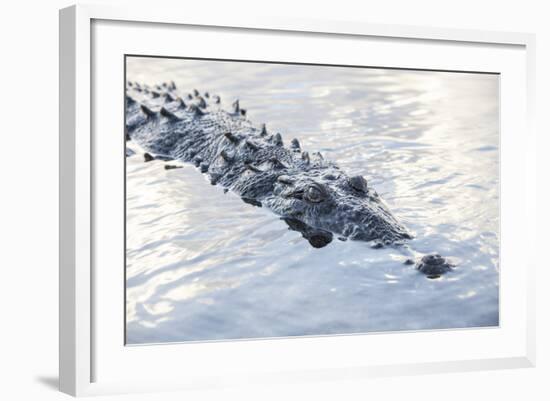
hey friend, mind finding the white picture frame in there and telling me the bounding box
[59,4,536,397]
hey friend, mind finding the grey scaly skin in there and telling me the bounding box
[126,81,451,275]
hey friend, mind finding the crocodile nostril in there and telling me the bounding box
[349,175,368,193]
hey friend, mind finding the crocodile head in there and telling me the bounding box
[267,171,412,244]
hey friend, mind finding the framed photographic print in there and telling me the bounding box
[59,4,536,397]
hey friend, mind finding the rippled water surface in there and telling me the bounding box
[125,57,499,344]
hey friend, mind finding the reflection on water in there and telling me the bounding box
[282,217,334,249]
[126,57,499,344]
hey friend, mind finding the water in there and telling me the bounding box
[125,57,499,344]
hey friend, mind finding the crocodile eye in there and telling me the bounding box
[305,185,326,203]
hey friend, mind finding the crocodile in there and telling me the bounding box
[125,81,452,275]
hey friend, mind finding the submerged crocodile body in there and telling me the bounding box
[125,81,455,276]
[126,81,413,248]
